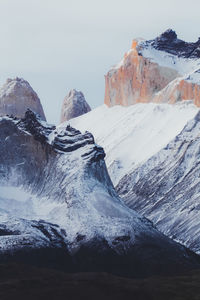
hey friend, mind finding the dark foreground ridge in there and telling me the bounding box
[0,263,200,300]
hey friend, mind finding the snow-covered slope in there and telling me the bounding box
[68,102,199,185]
[0,110,199,277]
[116,110,200,254]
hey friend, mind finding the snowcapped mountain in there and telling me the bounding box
[0,110,199,277]
[67,30,200,256]
[69,101,200,255]
[69,101,199,185]
[60,89,91,123]
[116,110,200,255]
[104,29,200,107]
[0,77,46,120]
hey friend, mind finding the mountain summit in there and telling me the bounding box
[104,29,200,107]
[0,77,46,120]
[60,89,91,123]
[152,29,200,57]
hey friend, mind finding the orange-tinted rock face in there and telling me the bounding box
[153,78,200,106]
[104,40,200,107]
[177,80,200,106]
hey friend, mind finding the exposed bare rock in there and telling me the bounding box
[104,30,200,107]
[154,74,200,105]
[0,77,46,120]
[60,89,91,123]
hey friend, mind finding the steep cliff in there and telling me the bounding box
[0,110,199,277]
[60,89,91,123]
[0,77,46,120]
[104,29,200,107]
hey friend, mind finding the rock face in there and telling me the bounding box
[104,29,200,107]
[0,110,199,277]
[60,89,91,123]
[0,77,46,120]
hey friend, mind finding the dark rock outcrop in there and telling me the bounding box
[150,29,200,58]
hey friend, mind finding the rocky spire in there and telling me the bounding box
[0,77,46,120]
[60,89,91,123]
[152,29,200,58]
[155,29,178,43]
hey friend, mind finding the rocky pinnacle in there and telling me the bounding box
[60,89,91,123]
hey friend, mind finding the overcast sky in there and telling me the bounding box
[0,0,200,123]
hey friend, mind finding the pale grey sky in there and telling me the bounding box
[0,0,200,123]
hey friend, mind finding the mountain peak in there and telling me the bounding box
[156,29,177,42]
[60,89,91,123]
[0,77,46,120]
[105,29,200,108]
[68,89,85,101]
[149,29,200,58]
[4,77,36,93]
